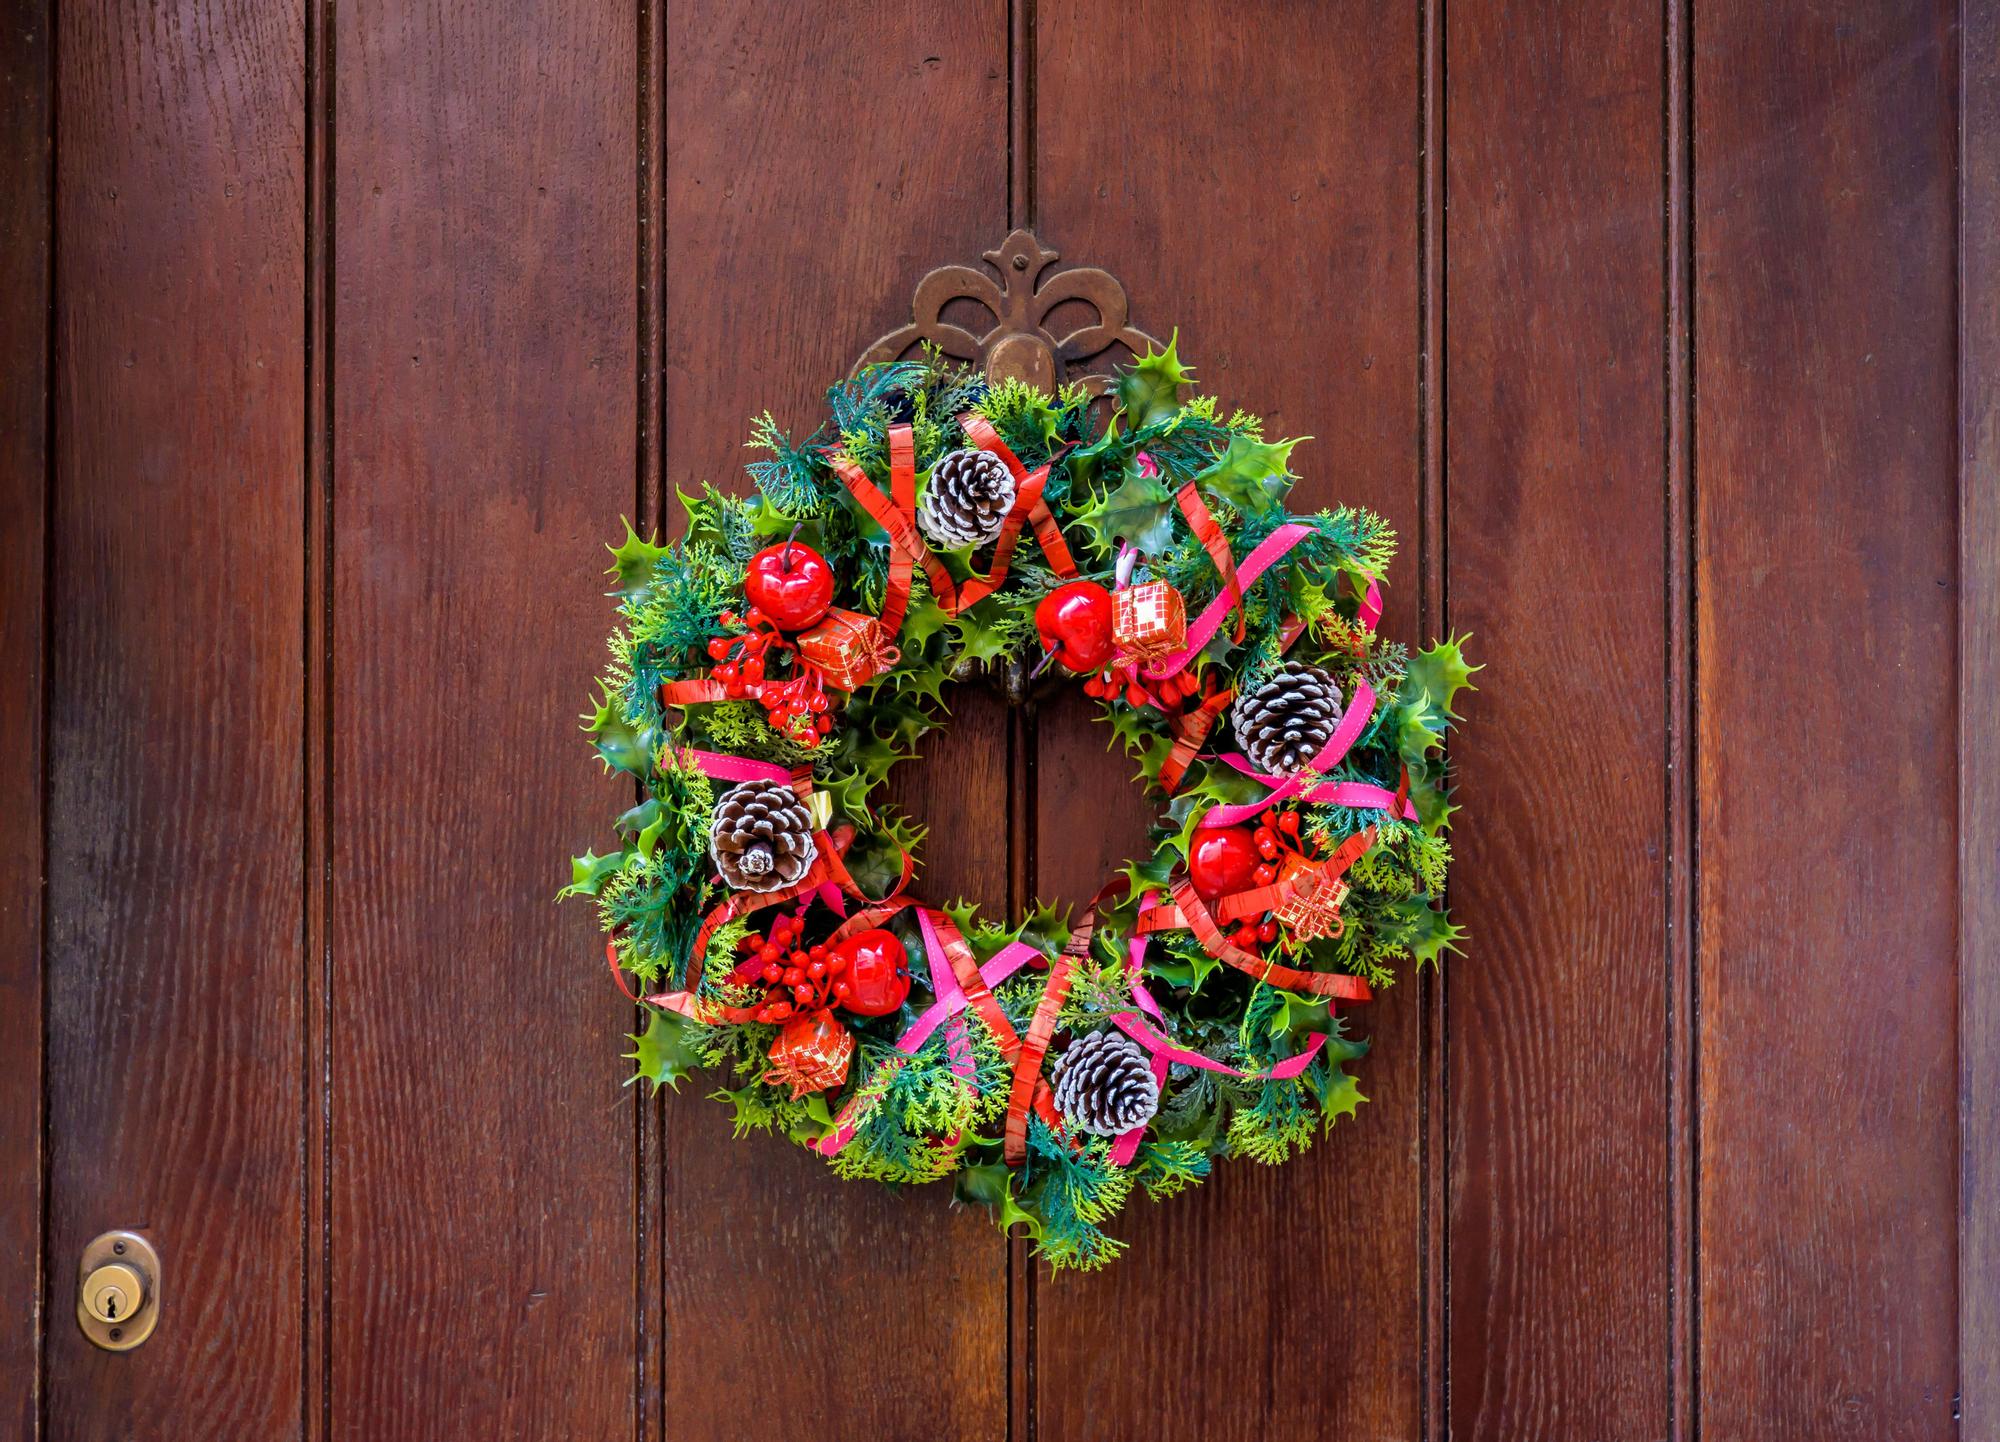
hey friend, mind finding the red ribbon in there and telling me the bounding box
[825,421,1075,644]
[1175,481,1246,646]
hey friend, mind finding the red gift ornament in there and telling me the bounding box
[1273,852,1350,942]
[762,1008,855,1098]
[1112,580,1187,662]
[795,608,901,692]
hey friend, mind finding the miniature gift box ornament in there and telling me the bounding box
[1111,580,1187,662]
[795,608,901,691]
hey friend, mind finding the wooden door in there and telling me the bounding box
[5,1,1992,1438]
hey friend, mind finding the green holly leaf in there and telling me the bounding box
[583,685,654,775]
[1405,634,1479,721]
[954,1164,1046,1241]
[1193,433,1303,520]
[1113,332,1194,429]
[606,518,669,599]
[1395,897,1467,966]
[1318,1068,1366,1124]
[901,591,953,647]
[1075,471,1176,558]
[1386,688,1449,763]
[559,848,628,899]
[626,1008,707,1093]
[948,602,1018,666]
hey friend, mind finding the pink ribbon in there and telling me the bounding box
[1142,523,1315,680]
[676,746,791,786]
[1195,680,1380,829]
[1213,755,1418,822]
[896,938,1041,1055]
[1108,1011,1330,1081]
[1111,893,1173,1165]
[1358,577,1383,633]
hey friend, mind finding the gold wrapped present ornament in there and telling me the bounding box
[1112,580,1187,661]
[796,608,901,691]
[763,1009,855,1098]
[1273,853,1350,942]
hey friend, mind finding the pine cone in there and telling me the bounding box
[1231,662,1344,776]
[917,448,1016,549]
[709,780,817,893]
[1051,1029,1160,1137]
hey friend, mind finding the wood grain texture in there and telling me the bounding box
[1693,2,1959,1435]
[328,0,637,1435]
[1963,0,1999,1429]
[1444,2,1671,1437]
[656,5,1011,1439]
[1030,4,1423,1437]
[0,3,48,1436]
[43,0,305,1436]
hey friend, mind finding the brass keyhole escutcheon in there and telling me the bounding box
[77,1231,160,1351]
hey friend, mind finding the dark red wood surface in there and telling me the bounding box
[1963,1,2000,1432]
[326,0,638,1435]
[8,1,1986,1438]
[41,1,307,1437]
[1029,4,1425,1438]
[654,8,1014,1441]
[1444,3,1675,1437]
[1693,2,1960,1435]
[0,4,48,1436]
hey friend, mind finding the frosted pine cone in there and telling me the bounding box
[1051,1029,1160,1137]
[709,780,817,893]
[917,448,1016,549]
[1231,662,1344,776]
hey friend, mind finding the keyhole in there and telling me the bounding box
[100,1290,121,1320]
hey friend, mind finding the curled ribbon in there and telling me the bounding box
[825,421,1074,641]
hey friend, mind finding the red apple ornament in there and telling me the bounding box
[743,536,834,632]
[1034,580,1116,673]
[831,928,911,1017]
[1188,826,1263,903]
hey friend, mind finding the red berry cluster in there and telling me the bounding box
[1082,663,1212,715]
[704,608,835,747]
[734,911,853,1023]
[1226,808,1309,954]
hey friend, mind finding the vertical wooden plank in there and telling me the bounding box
[329,0,636,1435]
[1963,0,2000,1429]
[1694,2,1958,1435]
[44,1,305,1437]
[656,6,1012,1440]
[1445,2,1670,1438]
[0,4,49,1437]
[1031,4,1422,1437]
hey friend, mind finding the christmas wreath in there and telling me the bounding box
[566,342,1474,1270]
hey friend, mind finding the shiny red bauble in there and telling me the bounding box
[743,541,834,632]
[1034,580,1115,673]
[1188,826,1263,902]
[831,928,911,1017]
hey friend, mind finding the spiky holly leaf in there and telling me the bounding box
[901,591,953,647]
[1193,433,1303,521]
[559,847,628,899]
[1406,634,1478,720]
[1317,1068,1366,1124]
[948,604,1018,666]
[583,686,653,775]
[1074,470,1176,558]
[627,1008,708,1093]
[1104,701,1175,784]
[1386,688,1449,764]
[1394,897,1467,965]
[956,1163,1046,1239]
[606,518,668,599]
[1114,332,1194,429]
